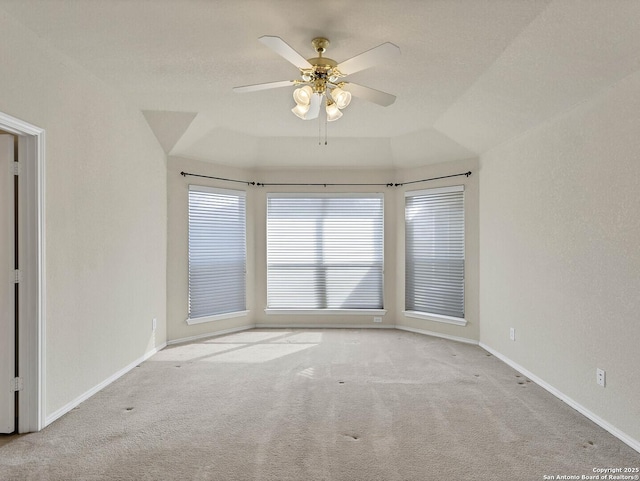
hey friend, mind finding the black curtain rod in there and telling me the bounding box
[256,182,395,187]
[394,171,472,187]
[180,171,256,185]
[180,170,472,187]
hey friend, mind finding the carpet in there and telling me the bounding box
[1,329,638,480]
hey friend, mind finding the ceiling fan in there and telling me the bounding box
[233,36,400,121]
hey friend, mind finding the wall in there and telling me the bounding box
[479,70,640,443]
[0,10,167,419]
[167,156,480,343]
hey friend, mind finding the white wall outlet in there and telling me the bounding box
[373,317,382,323]
[596,368,606,387]
[509,327,516,341]
[152,318,157,332]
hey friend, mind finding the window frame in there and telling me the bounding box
[186,184,248,325]
[265,192,385,314]
[403,185,466,326]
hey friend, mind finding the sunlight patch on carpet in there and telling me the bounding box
[202,343,316,363]
[149,343,244,362]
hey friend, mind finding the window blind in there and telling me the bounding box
[405,186,464,318]
[188,185,246,319]
[267,194,384,310]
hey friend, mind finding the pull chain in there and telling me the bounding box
[325,113,328,145]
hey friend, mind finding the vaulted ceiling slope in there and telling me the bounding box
[2,0,639,169]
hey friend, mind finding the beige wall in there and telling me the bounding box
[167,156,480,343]
[479,69,640,442]
[0,11,167,417]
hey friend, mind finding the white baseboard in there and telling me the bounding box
[396,325,479,345]
[479,342,640,454]
[45,342,167,427]
[167,324,256,346]
[255,323,395,329]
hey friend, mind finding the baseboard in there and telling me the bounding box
[396,325,479,345]
[479,342,640,454]
[167,324,256,346]
[45,342,167,427]
[255,323,395,329]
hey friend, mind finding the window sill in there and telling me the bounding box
[403,311,467,327]
[265,309,387,316]
[186,310,250,325]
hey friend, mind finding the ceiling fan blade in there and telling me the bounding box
[341,83,396,107]
[337,42,400,76]
[305,93,322,120]
[259,35,312,70]
[233,80,295,93]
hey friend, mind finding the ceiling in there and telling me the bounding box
[2,0,640,169]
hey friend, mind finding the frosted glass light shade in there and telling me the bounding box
[326,102,343,122]
[293,85,313,106]
[331,87,351,109]
[291,103,311,119]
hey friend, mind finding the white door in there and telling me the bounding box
[0,134,15,433]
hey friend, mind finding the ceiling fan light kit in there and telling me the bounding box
[234,35,400,123]
[292,85,313,106]
[325,100,343,122]
[291,102,311,119]
[330,87,352,109]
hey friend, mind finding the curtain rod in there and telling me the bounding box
[256,182,395,187]
[180,171,255,185]
[394,171,472,186]
[180,170,472,187]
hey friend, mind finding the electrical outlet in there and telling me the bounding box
[509,327,516,341]
[373,317,382,323]
[152,318,157,332]
[596,368,606,387]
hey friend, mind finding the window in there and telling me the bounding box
[405,186,464,319]
[188,185,246,320]
[267,194,384,310]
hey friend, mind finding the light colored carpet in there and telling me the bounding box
[1,329,638,480]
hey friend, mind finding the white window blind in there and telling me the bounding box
[405,186,464,318]
[188,185,246,319]
[267,194,384,310]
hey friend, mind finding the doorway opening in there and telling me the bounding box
[0,131,17,434]
[0,112,45,433]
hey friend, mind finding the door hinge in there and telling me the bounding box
[12,161,21,176]
[10,377,24,392]
[14,269,23,283]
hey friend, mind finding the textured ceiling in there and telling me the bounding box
[1,0,639,169]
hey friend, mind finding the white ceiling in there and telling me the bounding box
[2,0,640,169]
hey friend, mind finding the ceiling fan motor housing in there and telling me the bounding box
[303,39,343,94]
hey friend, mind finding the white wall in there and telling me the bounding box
[167,156,480,343]
[479,70,640,443]
[0,10,167,419]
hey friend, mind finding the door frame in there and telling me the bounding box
[0,111,45,432]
